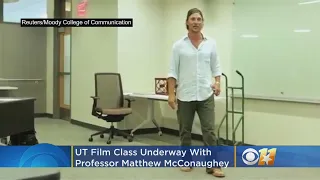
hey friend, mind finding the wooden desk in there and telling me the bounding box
[0,97,35,139]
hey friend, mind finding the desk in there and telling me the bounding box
[0,87,18,144]
[0,86,18,97]
[124,93,166,136]
[0,97,35,139]
[0,169,60,180]
[124,93,225,137]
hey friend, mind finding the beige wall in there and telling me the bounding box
[233,98,320,145]
[45,0,320,145]
[161,0,233,138]
[116,0,164,130]
[70,0,118,127]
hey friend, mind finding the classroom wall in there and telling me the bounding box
[45,0,320,146]
[116,0,231,132]
[0,24,47,114]
[70,0,119,127]
[116,0,165,130]
[233,99,320,145]
[229,0,320,145]
[161,0,320,145]
[161,0,234,139]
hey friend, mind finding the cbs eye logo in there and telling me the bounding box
[19,143,70,167]
[242,148,277,166]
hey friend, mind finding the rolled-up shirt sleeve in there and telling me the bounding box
[167,43,179,80]
[211,42,222,77]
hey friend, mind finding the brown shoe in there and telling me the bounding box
[180,167,193,172]
[206,168,225,178]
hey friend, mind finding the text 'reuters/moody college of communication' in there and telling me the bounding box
[20,18,133,27]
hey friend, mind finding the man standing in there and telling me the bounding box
[167,8,225,177]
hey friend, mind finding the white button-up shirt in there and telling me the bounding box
[167,34,222,102]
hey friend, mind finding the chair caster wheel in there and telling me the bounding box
[1,138,7,145]
[158,131,163,136]
[100,134,104,138]
[107,140,111,144]
[128,136,133,142]
[88,137,93,142]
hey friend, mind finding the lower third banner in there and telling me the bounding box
[72,146,234,168]
[2,144,320,168]
[236,146,320,167]
[0,144,234,168]
[0,143,71,167]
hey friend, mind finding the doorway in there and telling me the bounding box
[58,0,72,120]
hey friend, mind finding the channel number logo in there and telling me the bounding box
[242,148,277,166]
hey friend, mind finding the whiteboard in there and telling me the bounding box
[231,0,320,103]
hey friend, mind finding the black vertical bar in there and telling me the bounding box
[69,0,72,120]
[241,73,245,144]
[0,0,3,23]
[231,88,235,144]
[224,74,229,141]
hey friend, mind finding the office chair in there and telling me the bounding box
[89,73,134,144]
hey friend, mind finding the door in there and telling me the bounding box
[58,0,72,120]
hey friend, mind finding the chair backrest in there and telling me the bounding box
[94,73,124,110]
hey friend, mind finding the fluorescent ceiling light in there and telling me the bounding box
[294,29,311,32]
[241,34,259,38]
[298,0,320,5]
[3,0,19,3]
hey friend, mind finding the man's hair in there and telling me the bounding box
[186,8,204,30]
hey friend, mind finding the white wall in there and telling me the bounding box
[45,0,320,146]
[70,0,118,127]
[116,0,231,132]
[117,0,164,93]
[161,0,234,137]
[137,0,320,146]
[231,98,320,145]
[116,0,165,130]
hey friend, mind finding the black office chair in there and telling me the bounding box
[88,73,134,144]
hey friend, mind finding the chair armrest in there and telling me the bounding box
[90,96,100,116]
[90,96,99,99]
[124,97,135,108]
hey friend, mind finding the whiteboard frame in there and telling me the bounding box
[232,94,320,104]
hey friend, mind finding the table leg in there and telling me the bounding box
[150,100,162,136]
[130,99,162,136]
[130,100,153,136]
[0,137,8,145]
